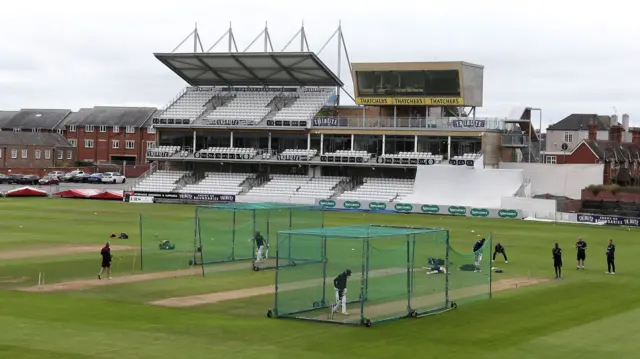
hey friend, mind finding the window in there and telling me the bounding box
[564,132,573,143]
[31,128,40,133]
[11,149,17,159]
[113,125,120,133]
[57,150,63,160]
[546,156,557,164]
[84,139,94,148]
[68,139,77,147]
[126,126,135,133]
[67,150,72,160]
[0,149,2,159]
[13,128,21,132]
[147,141,156,149]
[21,149,27,159]
[85,125,94,132]
[112,140,120,149]
[147,126,156,134]
[45,150,51,159]
[125,140,135,149]
[99,125,107,133]
[35,150,41,160]
[57,129,64,135]
[69,125,77,132]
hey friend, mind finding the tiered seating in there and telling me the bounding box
[156,88,216,123]
[338,178,414,202]
[204,91,276,125]
[276,149,317,161]
[179,172,253,195]
[273,91,334,121]
[293,176,343,199]
[146,146,181,158]
[132,170,190,193]
[320,150,372,163]
[194,147,258,160]
[449,153,482,166]
[375,152,444,165]
[246,174,309,197]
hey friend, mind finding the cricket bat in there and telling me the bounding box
[265,244,270,259]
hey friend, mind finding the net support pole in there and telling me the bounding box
[364,238,371,297]
[139,214,143,271]
[231,210,237,260]
[489,233,493,299]
[359,238,368,320]
[274,235,283,315]
[266,210,270,260]
[197,213,204,265]
[406,234,411,313]
[321,236,327,306]
[252,209,256,259]
[445,230,450,305]
[192,206,199,266]
[288,207,292,264]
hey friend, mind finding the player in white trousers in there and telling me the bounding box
[251,231,267,262]
[332,269,351,315]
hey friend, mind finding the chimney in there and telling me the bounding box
[587,121,598,141]
[622,114,631,142]
[611,114,618,127]
[632,128,640,146]
[610,125,623,144]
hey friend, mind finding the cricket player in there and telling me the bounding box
[473,238,486,271]
[332,269,351,315]
[425,265,447,275]
[492,242,508,263]
[606,239,616,274]
[576,237,587,269]
[552,243,563,279]
[98,242,112,280]
[252,231,267,262]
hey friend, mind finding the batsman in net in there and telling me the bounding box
[250,231,268,262]
[332,269,352,316]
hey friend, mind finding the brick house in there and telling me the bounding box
[546,121,640,184]
[0,132,75,169]
[58,106,158,165]
[0,109,71,133]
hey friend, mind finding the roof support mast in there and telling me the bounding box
[317,20,355,105]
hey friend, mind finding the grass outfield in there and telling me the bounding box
[1,198,640,358]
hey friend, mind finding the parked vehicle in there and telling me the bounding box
[72,173,92,183]
[47,171,66,181]
[101,172,126,184]
[62,170,85,182]
[18,175,40,185]
[87,173,104,183]
[0,173,8,184]
[8,174,25,184]
[38,176,60,185]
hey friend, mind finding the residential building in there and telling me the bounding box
[546,121,640,184]
[0,132,75,169]
[0,109,71,133]
[59,106,158,165]
[545,114,618,155]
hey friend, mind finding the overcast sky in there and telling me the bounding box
[1,0,638,129]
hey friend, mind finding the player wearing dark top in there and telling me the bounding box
[332,269,351,315]
[576,237,587,269]
[253,232,267,262]
[492,242,508,263]
[98,242,112,280]
[606,239,616,274]
[552,243,562,279]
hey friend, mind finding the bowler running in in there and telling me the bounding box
[576,237,587,269]
[332,269,352,315]
[98,242,112,280]
[252,231,267,262]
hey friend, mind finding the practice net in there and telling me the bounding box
[269,225,492,326]
[195,203,324,270]
[139,214,196,272]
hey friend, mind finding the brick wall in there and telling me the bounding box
[0,145,75,168]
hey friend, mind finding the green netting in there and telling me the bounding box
[139,215,197,271]
[195,203,324,270]
[271,225,493,327]
[446,234,493,305]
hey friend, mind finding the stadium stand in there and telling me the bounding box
[132,170,190,192]
[195,147,258,160]
[203,91,276,125]
[244,174,344,199]
[338,178,414,202]
[377,152,444,164]
[272,91,334,122]
[147,146,181,158]
[156,88,216,123]
[293,176,344,199]
[451,153,482,161]
[179,172,253,195]
[276,149,317,161]
[320,150,373,163]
